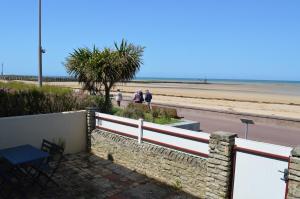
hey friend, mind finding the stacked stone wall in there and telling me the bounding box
[89,118,300,199]
[205,131,236,199]
[86,107,98,152]
[287,147,300,199]
[91,129,207,198]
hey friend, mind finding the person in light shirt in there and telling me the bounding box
[115,89,123,107]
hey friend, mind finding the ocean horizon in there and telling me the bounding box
[134,77,300,85]
[1,74,300,85]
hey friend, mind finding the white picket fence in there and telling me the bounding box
[95,112,210,157]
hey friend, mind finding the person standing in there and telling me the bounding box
[145,89,152,109]
[138,89,144,103]
[115,89,123,107]
[133,90,141,103]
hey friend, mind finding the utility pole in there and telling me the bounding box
[38,0,43,87]
[1,63,3,76]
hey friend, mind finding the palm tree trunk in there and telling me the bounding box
[104,86,111,113]
[104,87,110,105]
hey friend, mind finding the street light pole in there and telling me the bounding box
[38,0,43,87]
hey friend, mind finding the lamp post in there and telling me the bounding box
[38,0,45,87]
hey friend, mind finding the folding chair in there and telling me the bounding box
[30,139,64,188]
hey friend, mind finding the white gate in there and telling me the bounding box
[232,138,291,199]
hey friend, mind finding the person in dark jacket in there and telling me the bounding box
[138,89,144,103]
[145,89,152,109]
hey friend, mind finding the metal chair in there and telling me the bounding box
[30,139,64,188]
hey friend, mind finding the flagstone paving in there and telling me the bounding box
[27,152,197,199]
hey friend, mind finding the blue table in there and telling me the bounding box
[0,144,49,165]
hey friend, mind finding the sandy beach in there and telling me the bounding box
[15,80,300,120]
[115,82,300,119]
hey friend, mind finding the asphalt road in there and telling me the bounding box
[176,107,300,147]
[120,99,300,147]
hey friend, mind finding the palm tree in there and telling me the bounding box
[65,47,98,94]
[65,39,144,111]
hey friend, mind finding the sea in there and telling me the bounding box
[9,75,299,85]
[134,77,300,85]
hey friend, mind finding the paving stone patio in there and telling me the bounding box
[26,152,197,199]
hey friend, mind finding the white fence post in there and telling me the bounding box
[138,118,144,144]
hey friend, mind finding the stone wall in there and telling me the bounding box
[205,131,236,199]
[91,129,207,198]
[287,146,300,199]
[91,127,300,199]
[86,107,98,152]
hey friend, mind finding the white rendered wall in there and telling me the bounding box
[0,110,86,154]
[233,138,292,199]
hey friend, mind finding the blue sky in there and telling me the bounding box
[0,0,299,80]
